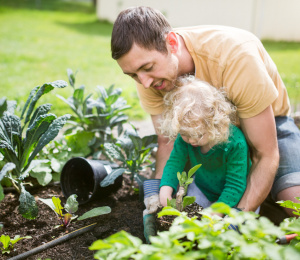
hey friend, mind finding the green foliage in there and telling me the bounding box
[57,69,131,158]
[32,137,82,186]
[39,194,111,228]
[90,202,300,259]
[0,234,31,254]
[167,164,201,211]
[178,164,202,194]
[104,127,157,186]
[277,197,300,216]
[0,80,70,219]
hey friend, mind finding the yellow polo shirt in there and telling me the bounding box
[136,25,290,118]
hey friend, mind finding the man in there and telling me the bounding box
[111,6,300,219]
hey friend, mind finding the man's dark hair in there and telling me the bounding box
[111,6,172,60]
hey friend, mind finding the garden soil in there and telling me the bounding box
[1,174,146,260]
[1,119,155,260]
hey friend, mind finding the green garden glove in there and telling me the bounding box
[143,213,157,244]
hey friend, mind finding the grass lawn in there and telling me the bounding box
[1,0,300,119]
[0,0,141,118]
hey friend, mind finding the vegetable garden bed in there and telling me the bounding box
[0,173,146,259]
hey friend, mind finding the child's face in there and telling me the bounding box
[181,133,210,147]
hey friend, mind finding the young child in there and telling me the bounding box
[159,76,251,210]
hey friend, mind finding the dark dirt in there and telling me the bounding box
[0,174,146,260]
[156,202,203,232]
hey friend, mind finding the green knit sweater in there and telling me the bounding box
[160,125,250,207]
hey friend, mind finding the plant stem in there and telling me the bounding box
[9,173,21,194]
[176,186,185,212]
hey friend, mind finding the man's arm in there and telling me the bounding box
[151,114,174,179]
[237,105,279,211]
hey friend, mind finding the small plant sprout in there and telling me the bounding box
[167,164,202,212]
[39,194,111,228]
[103,127,157,189]
[0,234,31,254]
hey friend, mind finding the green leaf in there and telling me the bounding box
[100,168,125,187]
[0,185,4,202]
[30,166,52,186]
[0,97,8,118]
[166,198,177,209]
[77,206,111,221]
[0,162,15,182]
[28,114,71,163]
[52,197,64,217]
[18,187,38,219]
[27,103,52,128]
[67,68,76,87]
[10,235,31,246]
[104,143,125,162]
[183,196,196,209]
[157,206,181,217]
[0,234,10,250]
[20,159,49,180]
[23,81,67,126]
[38,197,56,212]
[65,130,93,156]
[188,164,202,178]
[20,86,39,120]
[73,86,85,103]
[210,202,231,215]
[21,114,56,168]
[64,194,79,214]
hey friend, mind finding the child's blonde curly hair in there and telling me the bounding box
[159,76,236,146]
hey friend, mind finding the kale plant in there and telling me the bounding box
[167,164,202,211]
[57,69,131,158]
[0,81,70,219]
[103,127,157,187]
[39,194,111,228]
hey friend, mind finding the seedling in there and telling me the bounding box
[167,164,202,211]
[39,194,111,228]
[103,127,157,188]
[0,234,31,254]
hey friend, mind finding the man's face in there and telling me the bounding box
[117,43,179,92]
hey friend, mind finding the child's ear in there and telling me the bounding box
[166,32,178,53]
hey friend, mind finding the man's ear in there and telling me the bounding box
[166,32,178,53]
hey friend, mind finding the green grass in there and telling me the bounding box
[262,40,300,112]
[1,0,300,120]
[0,0,142,119]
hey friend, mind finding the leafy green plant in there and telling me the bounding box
[90,202,300,259]
[39,194,111,228]
[0,80,71,219]
[277,197,300,216]
[0,234,31,255]
[57,69,131,158]
[31,137,75,186]
[167,164,202,211]
[103,127,157,187]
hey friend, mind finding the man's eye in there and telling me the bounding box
[144,66,153,72]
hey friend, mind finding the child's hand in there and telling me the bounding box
[159,186,173,207]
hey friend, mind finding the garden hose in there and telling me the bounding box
[8,222,97,260]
